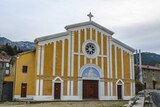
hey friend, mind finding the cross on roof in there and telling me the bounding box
[87,12,93,21]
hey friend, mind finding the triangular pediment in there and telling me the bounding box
[65,21,114,35]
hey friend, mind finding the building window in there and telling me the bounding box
[85,43,96,55]
[82,40,99,59]
[5,70,10,76]
[22,66,28,73]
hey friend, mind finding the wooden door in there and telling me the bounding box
[54,83,61,99]
[83,80,98,99]
[117,85,122,99]
[21,83,27,97]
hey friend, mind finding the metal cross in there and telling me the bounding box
[87,12,93,21]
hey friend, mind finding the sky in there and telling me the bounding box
[0,0,160,54]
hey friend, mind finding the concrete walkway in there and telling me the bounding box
[132,97,144,107]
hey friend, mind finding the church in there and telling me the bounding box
[6,13,135,101]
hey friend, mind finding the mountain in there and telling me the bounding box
[134,52,160,66]
[0,37,35,51]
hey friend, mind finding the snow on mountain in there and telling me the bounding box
[0,37,35,51]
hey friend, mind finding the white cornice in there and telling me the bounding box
[112,37,135,53]
[65,21,114,35]
[34,32,69,43]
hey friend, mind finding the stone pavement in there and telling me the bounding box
[151,90,160,107]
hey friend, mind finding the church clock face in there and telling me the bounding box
[82,40,99,59]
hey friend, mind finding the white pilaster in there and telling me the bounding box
[131,82,133,96]
[67,80,70,96]
[132,54,135,80]
[68,37,71,77]
[101,34,104,77]
[40,45,44,75]
[115,45,117,79]
[53,42,56,76]
[36,79,39,96]
[71,80,73,96]
[107,37,110,78]
[78,30,80,72]
[61,40,64,76]
[130,54,132,79]
[40,79,43,96]
[108,82,110,96]
[96,30,98,65]
[84,28,87,64]
[90,27,92,63]
[111,82,113,96]
[110,38,112,78]
[71,31,74,77]
[121,49,124,79]
[37,46,41,75]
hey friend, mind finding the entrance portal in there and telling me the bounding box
[54,83,61,99]
[83,80,98,99]
[117,85,122,99]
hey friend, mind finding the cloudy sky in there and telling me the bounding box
[0,0,160,54]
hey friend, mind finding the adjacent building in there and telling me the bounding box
[0,56,12,101]
[137,65,160,89]
[8,18,135,101]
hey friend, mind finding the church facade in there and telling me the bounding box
[8,19,135,101]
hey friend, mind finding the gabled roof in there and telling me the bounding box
[65,21,114,35]
[112,37,135,52]
[34,32,69,43]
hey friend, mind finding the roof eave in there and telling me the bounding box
[65,21,114,36]
[112,38,135,53]
[34,32,69,43]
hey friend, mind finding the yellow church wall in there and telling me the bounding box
[117,47,122,79]
[44,43,53,76]
[43,80,52,95]
[14,51,35,95]
[86,58,90,64]
[86,28,90,40]
[64,39,68,77]
[124,82,131,96]
[80,55,84,68]
[63,80,67,96]
[74,31,78,52]
[97,31,101,54]
[104,82,108,96]
[55,41,62,76]
[103,35,107,55]
[113,82,116,96]
[92,28,96,41]
[80,29,84,53]
[74,55,78,77]
[104,58,107,78]
[92,58,96,65]
[112,44,115,78]
[73,80,78,96]
[124,52,130,79]
[98,57,102,68]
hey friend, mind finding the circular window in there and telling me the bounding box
[82,40,99,59]
[85,43,96,55]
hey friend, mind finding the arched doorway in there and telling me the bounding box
[80,64,102,100]
[52,76,63,100]
[116,79,124,100]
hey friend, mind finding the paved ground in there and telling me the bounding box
[0,100,128,107]
[151,91,160,107]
